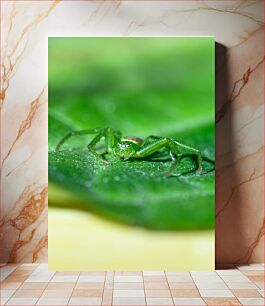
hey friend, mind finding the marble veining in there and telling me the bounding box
[0,0,264,263]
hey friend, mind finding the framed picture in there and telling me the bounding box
[48,37,215,270]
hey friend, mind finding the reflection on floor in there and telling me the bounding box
[0,264,264,305]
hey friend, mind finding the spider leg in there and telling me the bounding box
[135,138,180,176]
[55,128,103,151]
[87,132,109,164]
[142,135,161,146]
[86,127,121,163]
[135,138,168,158]
[166,152,183,177]
[103,127,121,154]
[136,138,203,175]
[195,151,202,174]
[87,133,103,150]
[170,139,202,174]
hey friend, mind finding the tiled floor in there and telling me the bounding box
[0,264,264,305]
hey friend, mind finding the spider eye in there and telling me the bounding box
[118,143,130,149]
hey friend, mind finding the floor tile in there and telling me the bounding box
[255,282,264,290]
[19,282,48,290]
[78,275,105,282]
[3,275,28,283]
[0,290,15,305]
[113,290,145,297]
[104,281,114,290]
[112,297,146,305]
[80,271,105,276]
[168,282,197,289]
[195,281,228,290]
[237,264,264,271]
[72,289,103,297]
[240,270,264,276]
[12,289,43,298]
[1,297,10,305]
[25,276,54,283]
[144,282,169,290]
[247,275,264,282]
[114,276,143,283]
[216,269,244,276]
[0,282,22,290]
[226,282,258,289]
[19,264,39,269]
[0,289,15,298]
[166,275,192,282]
[114,282,144,290]
[232,289,262,298]
[203,297,241,305]
[25,268,55,283]
[145,290,171,298]
[54,271,80,276]
[37,298,69,305]
[6,297,38,305]
[165,272,190,276]
[102,288,112,306]
[173,297,206,305]
[14,269,35,275]
[37,264,48,269]
[220,275,251,282]
[105,272,114,289]
[40,289,72,298]
[0,266,18,282]
[258,290,264,297]
[170,289,200,297]
[68,297,102,305]
[144,276,167,282]
[191,275,222,281]
[75,282,104,289]
[199,289,234,297]
[28,270,52,276]
[238,297,265,305]
[143,271,165,276]
[146,297,174,305]
[190,272,217,277]
[105,271,114,279]
[115,272,142,276]
[46,282,75,290]
[50,275,79,282]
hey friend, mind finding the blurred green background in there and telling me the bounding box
[48,38,215,231]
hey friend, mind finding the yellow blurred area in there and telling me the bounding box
[48,207,214,271]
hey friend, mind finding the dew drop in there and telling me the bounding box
[105,103,116,113]
[102,177,109,183]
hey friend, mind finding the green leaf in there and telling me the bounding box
[48,37,215,230]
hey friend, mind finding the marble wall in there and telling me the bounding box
[1,1,264,263]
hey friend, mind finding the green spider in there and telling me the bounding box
[56,127,213,176]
